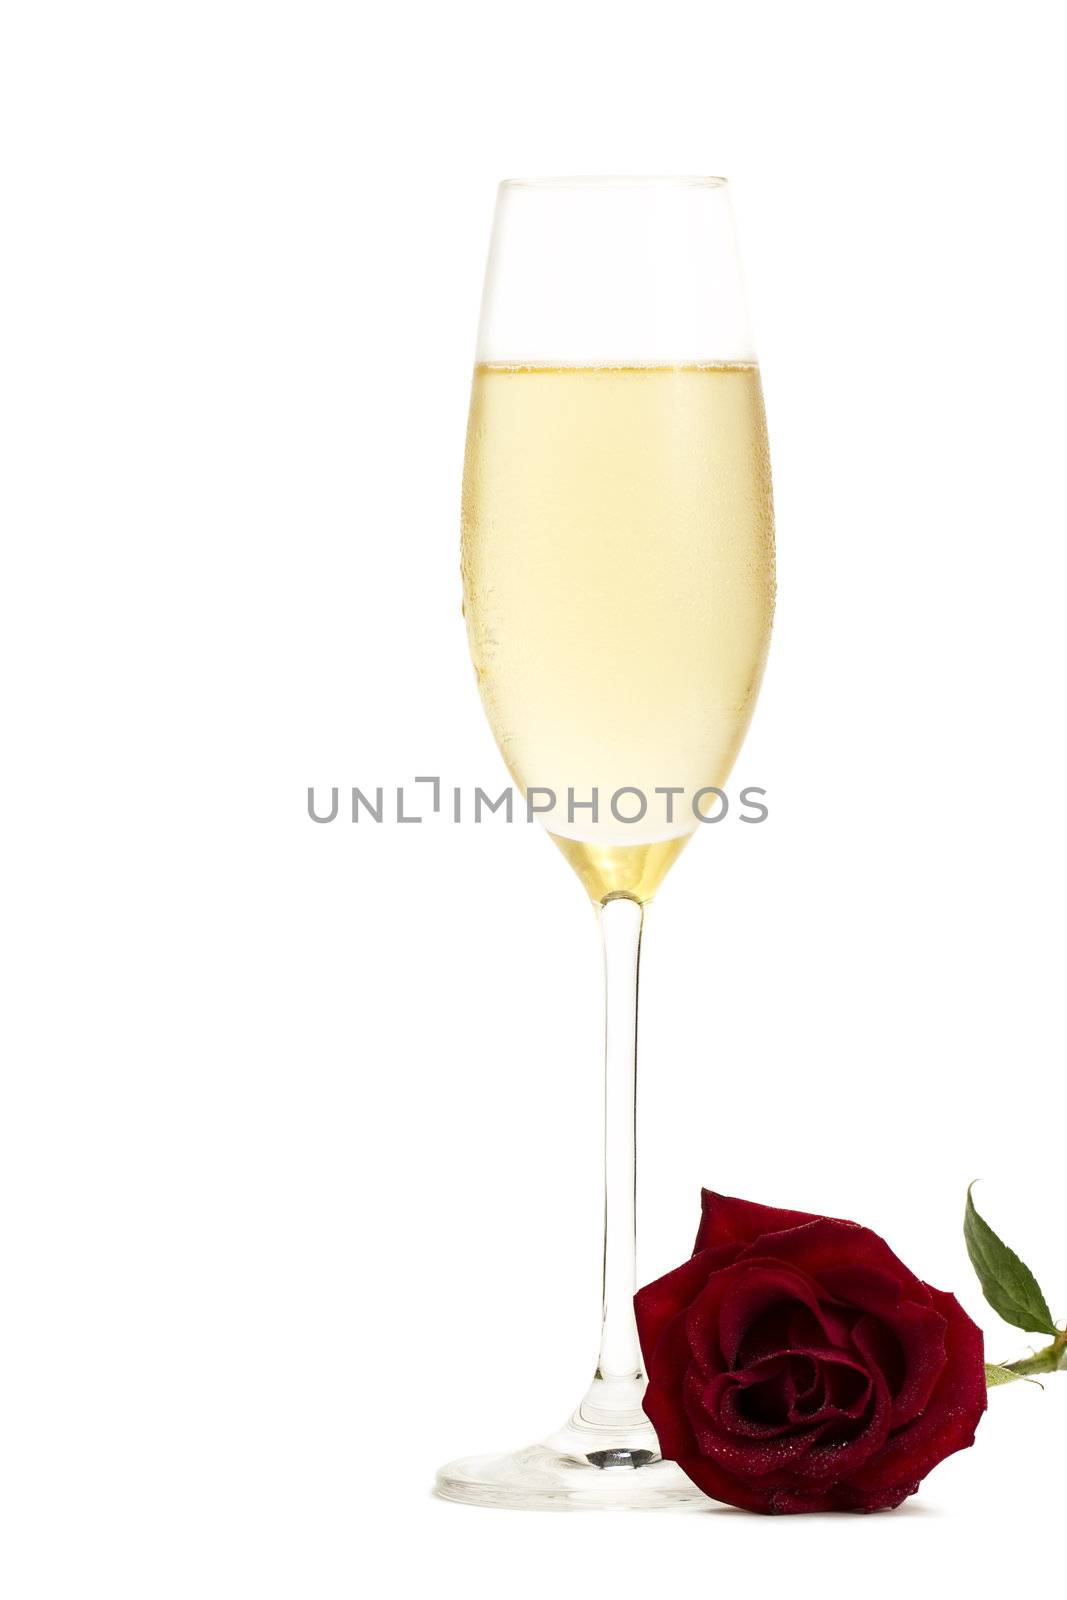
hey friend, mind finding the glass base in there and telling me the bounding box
[435,1377,709,1511]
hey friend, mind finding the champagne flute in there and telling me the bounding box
[436,177,775,1509]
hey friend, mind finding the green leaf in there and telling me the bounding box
[985,1362,1034,1387]
[964,1184,1057,1337]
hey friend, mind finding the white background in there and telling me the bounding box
[2,1,1065,1595]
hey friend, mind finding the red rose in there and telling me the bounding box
[635,1192,987,1514]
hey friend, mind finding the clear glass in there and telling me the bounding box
[436,177,775,1510]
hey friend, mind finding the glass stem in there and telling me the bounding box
[594,894,644,1389]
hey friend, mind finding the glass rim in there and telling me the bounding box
[499,175,729,192]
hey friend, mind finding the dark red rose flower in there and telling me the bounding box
[634,1192,987,1514]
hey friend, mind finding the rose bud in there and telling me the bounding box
[635,1192,987,1513]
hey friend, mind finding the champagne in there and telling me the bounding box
[461,364,775,902]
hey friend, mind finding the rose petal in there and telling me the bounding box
[737,1218,931,1305]
[769,1477,915,1514]
[683,1363,824,1474]
[671,1455,782,1514]
[716,1263,834,1367]
[738,1357,797,1427]
[792,1357,872,1425]
[674,1454,917,1514]
[792,1355,822,1405]
[850,1302,947,1425]
[785,1360,891,1481]
[641,1315,701,1461]
[695,1191,831,1254]
[846,1287,986,1500]
[819,1263,930,1315]
[696,1360,800,1439]
[634,1246,732,1375]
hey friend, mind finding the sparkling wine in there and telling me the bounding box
[461,363,775,901]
